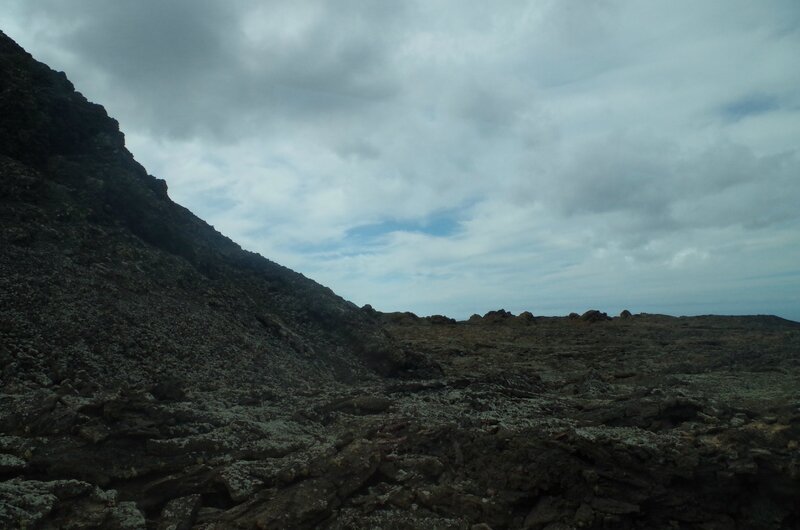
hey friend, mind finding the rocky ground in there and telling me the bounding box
[2,29,800,529]
[2,310,799,529]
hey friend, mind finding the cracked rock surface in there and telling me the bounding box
[2,320,799,529]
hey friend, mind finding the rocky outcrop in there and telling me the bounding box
[0,478,146,529]
[466,309,536,325]
[424,315,457,325]
[579,309,611,323]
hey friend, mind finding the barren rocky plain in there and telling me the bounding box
[1,30,799,529]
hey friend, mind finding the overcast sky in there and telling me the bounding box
[3,1,799,320]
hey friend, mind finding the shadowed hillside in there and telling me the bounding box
[0,29,434,390]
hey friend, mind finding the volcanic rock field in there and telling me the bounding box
[1,30,799,529]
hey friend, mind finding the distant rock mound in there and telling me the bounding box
[483,309,514,322]
[579,310,611,323]
[466,309,536,325]
[516,310,536,323]
[424,314,457,325]
[379,311,422,325]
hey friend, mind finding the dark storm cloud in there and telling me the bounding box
[10,0,404,139]
[65,1,235,81]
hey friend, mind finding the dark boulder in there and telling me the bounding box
[580,310,611,323]
[482,309,514,323]
[426,314,457,325]
[516,311,535,323]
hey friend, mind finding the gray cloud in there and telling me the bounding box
[8,1,405,139]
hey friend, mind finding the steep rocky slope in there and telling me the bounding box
[0,29,425,392]
[2,31,799,529]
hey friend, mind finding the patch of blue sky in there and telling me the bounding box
[346,211,463,242]
[720,93,780,122]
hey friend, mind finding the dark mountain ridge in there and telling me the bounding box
[0,29,428,392]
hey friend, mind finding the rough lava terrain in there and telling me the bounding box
[1,31,799,529]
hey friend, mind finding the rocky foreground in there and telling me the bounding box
[2,29,800,529]
[2,311,800,528]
